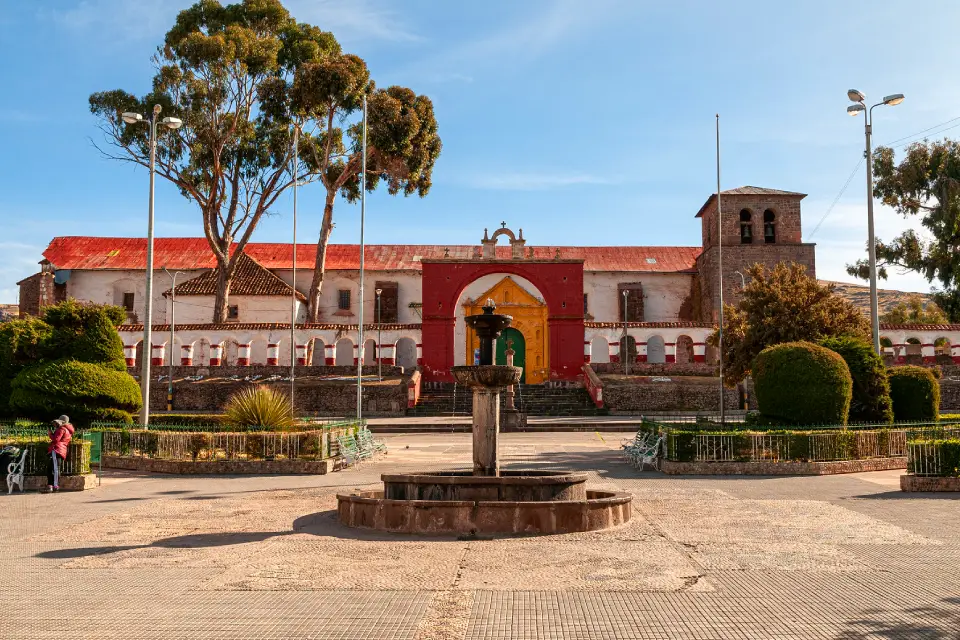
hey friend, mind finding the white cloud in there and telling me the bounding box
[456,171,618,191]
[285,0,420,45]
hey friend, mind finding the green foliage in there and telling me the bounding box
[889,366,940,421]
[41,300,127,369]
[148,414,224,427]
[9,360,142,427]
[0,440,92,476]
[880,295,948,325]
[225,386,294,430]
[0,317,52,416]
[908,439,960,476]
[88,0,441,323]
[818,336,894,423]
[753,341,853,425]
[846,140,960,321]
[710,263,869,384]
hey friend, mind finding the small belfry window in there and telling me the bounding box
[338,289,351,311]
[739,209,753,244]
[227,305,239,320]
[764,209,776,243]
[122,292,135,311]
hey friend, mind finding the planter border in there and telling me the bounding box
[661,456,906,476]
[900,474,960,492]
[102,454,333,475]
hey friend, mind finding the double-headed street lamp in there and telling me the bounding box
[375,288,382,382]
[846,89,904,355]
[122,105,182,426]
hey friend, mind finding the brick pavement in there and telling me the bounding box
[1,432,959,639]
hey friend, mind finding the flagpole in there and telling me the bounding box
[289,125,299,413]
[716,114,725,427]
[356,95,367,421]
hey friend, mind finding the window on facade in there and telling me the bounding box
[227,305,239,320]
[122,292,135,312]
[617,283,644,322]
[583,293,589,315]
[338,289,351,311]
[764,209,776,243]
[739,209,753,244]
[374,281,399,323]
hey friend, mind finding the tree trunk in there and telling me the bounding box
[307,195,336,322]
[213,257,235,324]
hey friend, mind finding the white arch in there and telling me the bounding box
[646,335,666,364]
[590,336,610,364]
[396,337,418,370]
[335,338,354,366]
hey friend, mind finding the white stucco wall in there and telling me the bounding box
[63,268,207,324]
[166,295,305,325]
[583,272,694,323]
[273,269,423,324]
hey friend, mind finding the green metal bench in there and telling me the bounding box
[357,429,387,456]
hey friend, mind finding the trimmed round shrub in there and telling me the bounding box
[888,365,940,422]
[819,336,894,423]
[9,359,142,426]
[41,300,127,369]
[0,317,52,416]
[225,386,294,430]
[753,341,853,425]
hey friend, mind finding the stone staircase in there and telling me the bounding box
[407,383,606,417]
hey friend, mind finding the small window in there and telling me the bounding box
[122,292,135,311]
[338,289,351,311]
[227,305,239,320]
[739,209,753,244]
[763,209,776,243]
[583,293,589,315]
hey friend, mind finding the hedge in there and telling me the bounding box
[0,439,91,476]
[819,336,894,423]
[753,341,853,425]
[907,439,960,477]
[665,428,898,463]
[889,366,940,422]
[9,359,142,426]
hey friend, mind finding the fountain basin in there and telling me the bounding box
[451,365,522,388]
[336,489,632,535]
[383,470,587,502]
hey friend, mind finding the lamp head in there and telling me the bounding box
[847,89,866,103]
[121,112,143,124]
[162,117,183,129]
[847,104,865,116]
[883,93,905,106]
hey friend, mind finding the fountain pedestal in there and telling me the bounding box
[452,365,521,476]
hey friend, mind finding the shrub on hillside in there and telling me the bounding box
[888,366,940,422]
[9,359,141,426]
[819,336,894,423]
[225,386,294,430]
[753,341,853,425]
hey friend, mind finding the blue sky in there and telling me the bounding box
[1,0,958,303]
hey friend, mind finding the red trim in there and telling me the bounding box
[151,358,162,366]
[180,357,192,365]
[296,357,307,365]
[267,343,279,348]
[125,358,135,366]
[923,356,935,364]
[583,355,591,363]
[209,357,221,366]
[237,357,250,366]
[325,357,335,365]
[637,354,647,363]
[694,355,706,363]
[266,358,278,365]
[666,355,676,363]
[382,357,395,365]
[610,355,620,363]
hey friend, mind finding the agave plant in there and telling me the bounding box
[224,386,295,431]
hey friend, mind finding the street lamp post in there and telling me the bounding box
[121,106,182,427]
[622,289,630,376]
[847,90,905,355]
[162,267,185,412]
[376,288,382,382]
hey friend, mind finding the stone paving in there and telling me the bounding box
[2,432,960,639]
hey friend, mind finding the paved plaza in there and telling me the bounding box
[3,432,960,639]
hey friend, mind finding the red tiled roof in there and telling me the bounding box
[117,322,422,332]
[879,323,960,331]
[164,252,306,301]
[42,237,701,273]
[584,321,714,329]
[696,186,807,218]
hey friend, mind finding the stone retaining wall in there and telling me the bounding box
[603,380,741,412]
[900,475,960,492]
[662,457,906,476]
[102,455,333,475]
[23,474,97,491]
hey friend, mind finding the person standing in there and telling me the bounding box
[46,415,74,493]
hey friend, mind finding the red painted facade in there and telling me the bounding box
[420,259,586,382]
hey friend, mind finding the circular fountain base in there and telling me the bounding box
[337,471,632,535]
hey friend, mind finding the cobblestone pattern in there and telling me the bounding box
[1,432,959,639]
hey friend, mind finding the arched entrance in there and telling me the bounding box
[496,327,526,383]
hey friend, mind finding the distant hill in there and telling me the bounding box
[820,280,933,316]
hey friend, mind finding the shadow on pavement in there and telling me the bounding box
[835,597,960,639]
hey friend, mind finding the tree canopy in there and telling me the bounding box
[709,262,869,385]
[880,294,948,325]
[847,139,960,321]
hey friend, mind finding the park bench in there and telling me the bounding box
[621,431,652,461]
[336,434,373,467]
[6,448,27,494]
[357,429,387,456]
[621,430,663,471]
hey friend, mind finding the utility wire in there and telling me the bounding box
[809,157,864,239]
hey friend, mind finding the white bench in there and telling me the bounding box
[6,449,27,494]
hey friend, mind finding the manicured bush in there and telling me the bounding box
[9,359,142,426]
[225,386,294,430]
[148,414,225,428]
[0,317,52,416]
[41,300,127,368]
[753,341,853,425]
[889,366,940,422]
[819,336,894,424]
[907,439,960,476]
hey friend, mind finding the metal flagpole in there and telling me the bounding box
[716,114,725,427]
[290,125,299,411]
[356,95,368,420]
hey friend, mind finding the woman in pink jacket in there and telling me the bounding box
[46,415,74,493]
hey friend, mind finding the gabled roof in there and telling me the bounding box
[696,186,807,218]
[41,237,701,274]
[164,252,306,301]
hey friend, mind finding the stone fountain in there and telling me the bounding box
[337,301,632,535]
